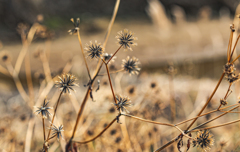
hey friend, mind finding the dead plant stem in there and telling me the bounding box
[42,118,46,141]
[75,117,117,144]
[46,91,63,141]
[186,72,225,130]
[70,87,91,139]
[105,63,118,105]
[77,30,91,79]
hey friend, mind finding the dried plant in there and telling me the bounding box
[2,1,240,152]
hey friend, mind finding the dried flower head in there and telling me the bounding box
[102,53,116,64]
[50,124,64,140]
[68,18,80,35]
[220,98,228,106]
[85,40,103,59]
[224,63,235,74]
[193,130,214,151]
[116,29,137,51]
[225,73,240,83]
[114,95,131,113]
[55,73,78,93]
[122,56,141,75]
[34,98,52,119]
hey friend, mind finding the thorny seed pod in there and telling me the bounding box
[55,73,78,93]
[85,40,103,59]
[114,95,131,113]
[50,124,64,140]
[122,56,141,75]
[68,18,80,35]
[193,130,214,151]
[34,98,52,119]
[116,29,137,51]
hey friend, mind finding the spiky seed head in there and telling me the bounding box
[116,29,137,51]
[50,124,64,140]
[114,95,131,113]
[55,73,78,93]
[68,18,80,35]
[193,130,214,151]
[34,97,52,119]
[85,40,103,59]
[122,56,141,75]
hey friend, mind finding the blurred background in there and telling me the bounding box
[0,0,240,78]
[1,0,240,151]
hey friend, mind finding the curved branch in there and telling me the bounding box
[75,117,117,144]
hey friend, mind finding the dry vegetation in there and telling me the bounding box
[1,0,240,152]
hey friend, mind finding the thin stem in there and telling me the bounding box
[42,118,46,141]
[93,0,121,80]
[174,126,193,140]
[40,50,52,82]
[105,63,118,105]
[15,23,38,74]
[191,118,240,132]
[169,68,176,123]
[98,69,124,76]
[106,45,122,64]
[25,46,34,103]
[0,65,9,76]
[155,138,176,152]
[175,103,239,126]
[217,83,232,110]
[92,61,104,82]
[75,117,117,144]
[77,29,91,79]
[47,135,57,141]
[227,26,234,62]
[231,54,240,64]
[188,105,240,133]
[122,113,174,127]
[219,110,240,113]
[70,87,91,139]
[122,114,193,140]
[24,116,35,152]
[230,34,240,61]
[102,0,121,49]
[186,72,225,130]
[46,91,63,141]
[6,62,30,103]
